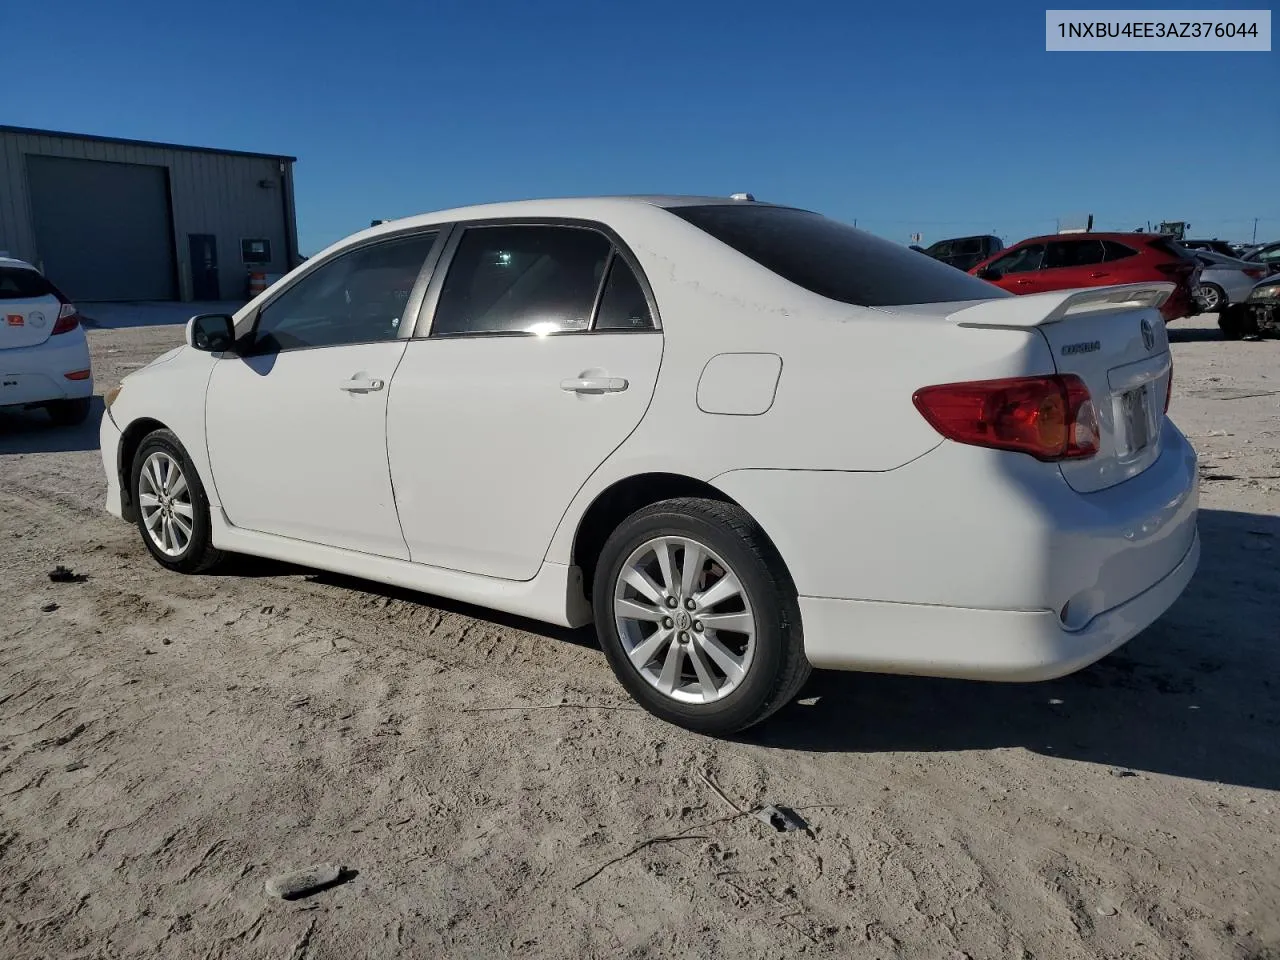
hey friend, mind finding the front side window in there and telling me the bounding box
[252,232,437,352]
[430,226,612,337]
[670,205,1006,305]
[987,243,1046,275]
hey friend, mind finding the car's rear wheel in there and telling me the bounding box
[592,497,809,736]
[1194,283,1226,314]
[45,397,91,426]
[131,429,224,574]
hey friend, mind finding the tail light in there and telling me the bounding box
[1244,268,1265,279]
[51,303,81,335]
[1155,261,1193,276]
[912,375,1099,461]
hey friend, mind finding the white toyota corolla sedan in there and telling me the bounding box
[99,196,1199,734]
[1,256,93,425]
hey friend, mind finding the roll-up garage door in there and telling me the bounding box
[26,155,177,301]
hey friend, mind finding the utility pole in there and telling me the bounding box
[1254,218,1259,244]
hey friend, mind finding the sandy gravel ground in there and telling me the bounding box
[1,311,1277,960]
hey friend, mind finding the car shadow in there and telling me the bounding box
[0,398,104,455]
[752,508,1280,791]
[1168,323,1224,343]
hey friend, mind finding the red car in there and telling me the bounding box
[969,233,1200,322]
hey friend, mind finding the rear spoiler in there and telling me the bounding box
[947,282,1175,329]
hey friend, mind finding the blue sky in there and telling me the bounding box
[6,0,1276,254]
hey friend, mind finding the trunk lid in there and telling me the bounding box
[948,283,1174,493]
[0,265,61,350]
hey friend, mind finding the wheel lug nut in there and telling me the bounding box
[678,632,689,643]
[666,596,678,608]
[684,598,696,610]
[694,621,703,632]
[662,617,673,629]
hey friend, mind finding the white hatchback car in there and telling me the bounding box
[1,257,93,425]
[99,197,1199,734]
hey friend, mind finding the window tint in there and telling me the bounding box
[0,267,56,300]
[988,244,1046,274]
[594,256,655,331]
[1103,241,1138,262]
[953,237,983,256]
[431,226,612,337]
[1045,239,1106,270]
[253,232,436,352]
[670,205,1005,306]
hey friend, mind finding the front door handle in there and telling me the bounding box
[339,377,384,393]
[560,377,629,394]
[1014,278,1034,285]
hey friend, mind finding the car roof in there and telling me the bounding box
[356,195,798,237]
[0,256,39,272]
[1013,232,1157,245]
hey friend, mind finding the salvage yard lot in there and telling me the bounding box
[1,313,1278,959]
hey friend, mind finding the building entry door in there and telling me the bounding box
[188,234,219,300]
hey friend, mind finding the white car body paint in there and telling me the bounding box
[101,197,1199,683]
[0,257,93,408]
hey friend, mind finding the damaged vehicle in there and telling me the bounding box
[1218,273,1280,340]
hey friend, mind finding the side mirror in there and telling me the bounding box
[977,267,1003,281]
[186,313,236,352]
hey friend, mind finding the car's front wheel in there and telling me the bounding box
[592,498,809,735]
[1194,283,1226,314]
[131,429,224,573]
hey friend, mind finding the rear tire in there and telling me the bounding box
[131,429,224,574]
[592,497,809,736]
[45,397,91,426]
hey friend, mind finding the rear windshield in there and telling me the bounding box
[1148,238,1196,260]
[669,204,1007,306]
[0,266,56,300]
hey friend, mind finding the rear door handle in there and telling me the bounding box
[560,377,628,394]
[1090,271,1110,278]
[339,377,384,393]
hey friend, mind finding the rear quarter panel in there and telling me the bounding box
[544,205,1057,564]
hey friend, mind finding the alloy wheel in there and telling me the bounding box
[137,451,194,557]
[613,536,757,704]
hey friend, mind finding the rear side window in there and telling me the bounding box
[1045,239,1106,269]
[1103,241,1138,262]
[0,267,56,300]
[594,256,655,331]
[431,226,612,336]
[670,205,1006,306]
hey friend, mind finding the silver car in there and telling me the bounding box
[1189,249,1271,313]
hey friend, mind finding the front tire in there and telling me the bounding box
[592,498,809,736]
[1194,283,1225,315]
[45,397,91,426]
[131,429,224,573]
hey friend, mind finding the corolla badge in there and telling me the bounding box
[1061,340,1101,356]
[1141,317,1155,351]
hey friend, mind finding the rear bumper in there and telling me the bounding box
[0,330,93,406]
[799,529,1199,679]
[712,418,1199,682]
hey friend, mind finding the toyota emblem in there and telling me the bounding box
[1140,318,1155,351]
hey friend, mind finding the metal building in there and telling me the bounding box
[0,125,298,302]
